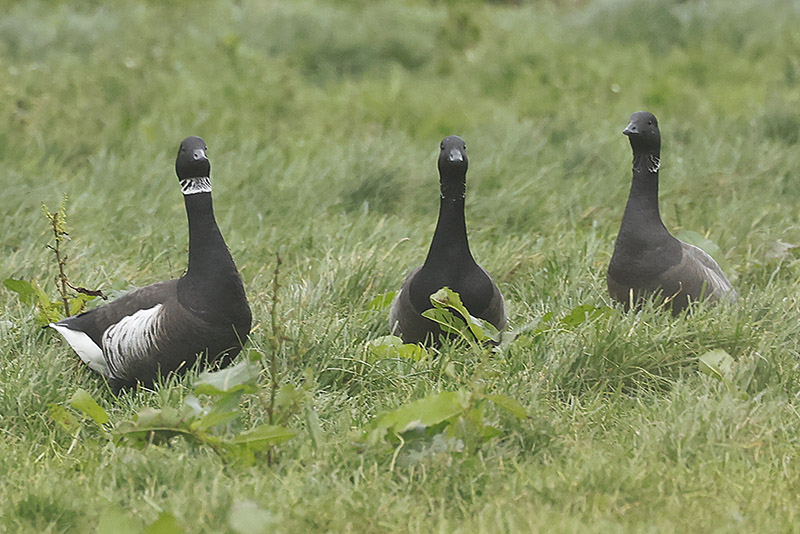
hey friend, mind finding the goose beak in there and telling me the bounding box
[448,148,464,162]
[193,148,208,162]
[623,122,637,136]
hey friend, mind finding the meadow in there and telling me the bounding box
[2,0,800,532]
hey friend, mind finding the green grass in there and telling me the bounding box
[3,0,800,531]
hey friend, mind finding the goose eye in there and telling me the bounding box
[647,120,653,125]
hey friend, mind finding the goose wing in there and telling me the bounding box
[659,242,736,304]
[474,266,507,332]
[49,280,179,378]
[388,266,438,344]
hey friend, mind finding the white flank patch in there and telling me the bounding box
[180,177,212,195]
[49,323,110,376]
[102,304,165,379]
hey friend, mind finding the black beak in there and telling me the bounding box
[448,148,464,162]
[193,148,208,162]
[622,122,637,136]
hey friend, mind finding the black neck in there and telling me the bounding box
[183,192,237,280]
[423,197,475,268]
[440,179,466,201]
[619,149,670,238]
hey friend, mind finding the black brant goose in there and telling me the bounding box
[388,135,506,343]
[49,136,251,391]
[607,111,736,314]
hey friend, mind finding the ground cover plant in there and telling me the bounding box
[3,0,800,531]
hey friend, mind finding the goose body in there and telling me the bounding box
[607,112,735,313]
[50,137,251,391]
[389,136,506,344]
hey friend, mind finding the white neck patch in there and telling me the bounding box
[180,177,212,195]
[648,155,661,173]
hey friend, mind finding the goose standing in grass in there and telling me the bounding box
[607,111,736,314]
[389,135,506,344]
[49,137,251,392]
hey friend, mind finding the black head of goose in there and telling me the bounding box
[388,135,506,344]
[49,136,251,392]
[607,111,736,314]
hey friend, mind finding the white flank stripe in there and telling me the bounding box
[102,304,165,379]
[180,177,212,195]
[49,323,110,376]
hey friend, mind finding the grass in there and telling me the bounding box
[3,0,800,531]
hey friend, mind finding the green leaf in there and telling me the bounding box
[228,500,275,534]
[113,407,195,447]
[231,424,297,449]
[182,394,205,417]
[470,315,501,342]
[699,349,735,381]
[3,279,35,305]
[136,407,186,428]
[145,513,184,534]
[422,307,473,339]
[425,287,500,343]
[36,301,65,324]
[244,348,263,362]
[537,311,554,331]
[275,383,306,410]
[559,304,614,329]
[478,423,503,440]
[369,291,396,311]
[194,359,259,395]
[429,287,483,339]
[18,281,64,324]
[367,390,471,443]
[33,283,51,308]
[466,405,502,440]
[485,394,528,420]
[67,293,96,316]
[70,388,109,426]
[366,335,428,361]
[97,507,143,534]
[48,403,80,434]
[191,409,240,432]
[204,389,246,419]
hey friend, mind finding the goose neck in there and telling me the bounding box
[618,149,672,245]
[424,196,473,266]
[184,193,236,279]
